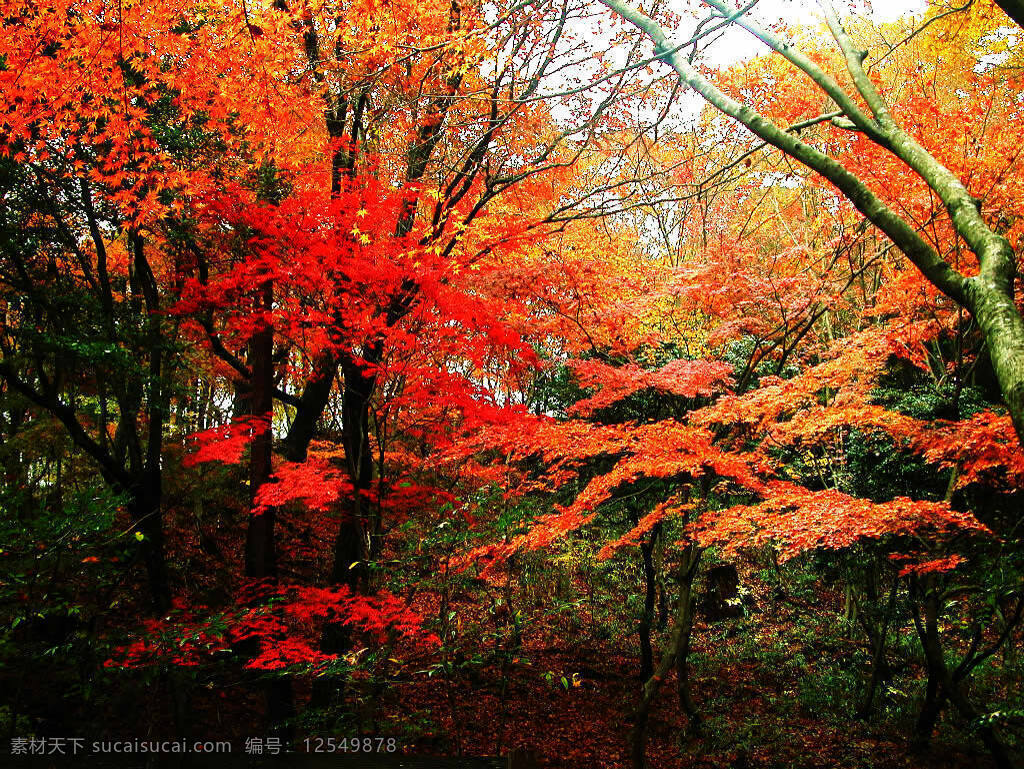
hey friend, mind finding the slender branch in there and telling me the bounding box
[597,0,970,307]
[699,0,885,140]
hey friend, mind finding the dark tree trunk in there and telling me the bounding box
[995,0,1024,29]
[858,579,898,720]
[245,281,277,579]
[283,353,337,463]
[309,354,378,712]
[638,525,659,681]
[914,675,944,748]
[674,546,702,735]
[913,583,947,749]
[331,353,378,589]
[129,474,171,613]
[630,544,702,769]
[912,583,1015,768]
[239,281,295,738]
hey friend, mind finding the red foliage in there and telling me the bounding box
[183,416,270,467]
[568,359,733,416]
[692,482,987,561]
[253,456,353,515]
[888,553,968,579]
[913,411,1024,490]
[107,585,436,672]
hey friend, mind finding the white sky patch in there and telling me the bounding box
[689,0,929,68]
[976,26,1020,71]
[541,0,932,136]
[659,0,928,125]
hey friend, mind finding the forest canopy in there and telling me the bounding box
[1,0,1022,767]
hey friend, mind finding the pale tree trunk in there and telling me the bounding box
[965,270,1024,441]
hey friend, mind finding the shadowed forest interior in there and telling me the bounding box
[1,0,1024,766]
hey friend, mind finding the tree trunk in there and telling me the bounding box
[638,525,659,681]
[129,474,171,613]
[964,271,1024,443]
[913,580,947,749]
[674,550,701,735]
[331,353,378,589]
[630,544,702,769]
[912,583,1014,768]
[283,352,337,463]
[237,281,295,739]
[310,355,377,711]
[914,684,944,751]
[995,0,1024,29]
[245,280,277,579]
[857,580,897,720]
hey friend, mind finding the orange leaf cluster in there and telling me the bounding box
[693,482,987,561]
[568,358,733,416]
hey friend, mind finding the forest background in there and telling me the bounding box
[1,0,1024,766]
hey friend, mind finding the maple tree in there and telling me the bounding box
[438,16,1024,753]
[600,0,1024,446]
[1,0,1023,767]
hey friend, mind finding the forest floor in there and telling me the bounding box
[6,520,1013,769]
[5,599,1007,769]
[385,634,998,769]
[378,569,1005,769]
